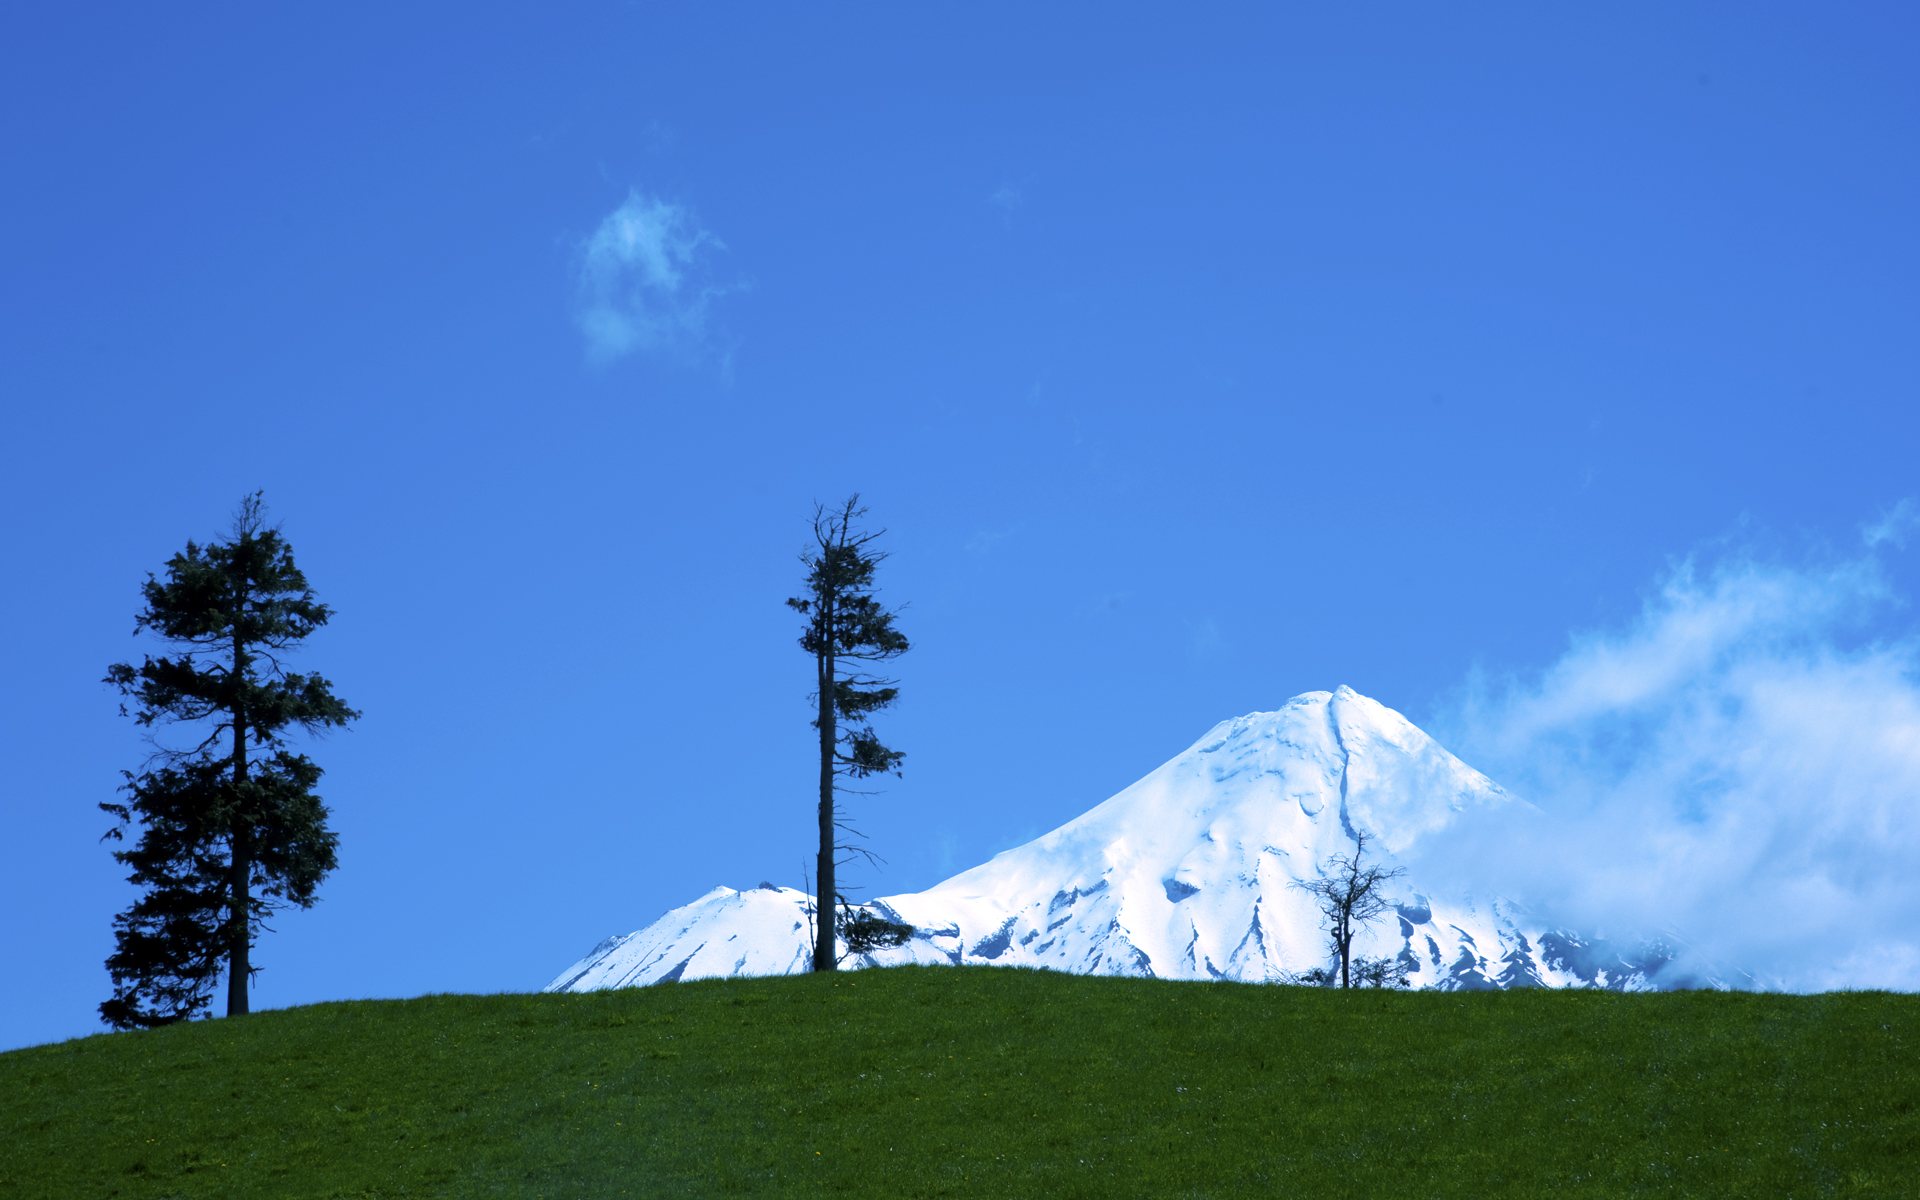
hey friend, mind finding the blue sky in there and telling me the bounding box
[4,3,1918,1049]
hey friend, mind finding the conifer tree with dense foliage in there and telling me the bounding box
[787,497,912,972]
[100,494,358,1028]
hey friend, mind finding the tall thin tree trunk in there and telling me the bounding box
[813,601,837,972]
[228,827,251,1016]
[1341,853,1356,988]
[227,615,251,1017]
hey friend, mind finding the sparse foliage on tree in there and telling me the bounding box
[100,494,358,1029]
[1291,829,1408,989]
[1348,954,1413,989]
[786,497,912,973]
[1282,954,1410,989]
[798,869,917,969]
[838,902,914,958]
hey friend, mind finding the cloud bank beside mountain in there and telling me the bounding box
[1425,537,1920,992]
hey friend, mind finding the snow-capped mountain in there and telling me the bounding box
[546,687,1712,995]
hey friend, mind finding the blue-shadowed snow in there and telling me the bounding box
[546,688,1720,994]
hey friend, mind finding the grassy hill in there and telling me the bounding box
[2,965,1913,1198]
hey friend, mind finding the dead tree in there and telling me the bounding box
[1292,829,1407,988]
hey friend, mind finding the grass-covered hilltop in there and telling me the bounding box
[3,966,1914,1198]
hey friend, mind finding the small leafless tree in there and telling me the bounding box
[1292,830,1407,989]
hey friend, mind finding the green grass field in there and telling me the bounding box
[2,966,1913,1198]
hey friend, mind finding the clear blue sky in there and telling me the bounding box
[4,3,1918,1049]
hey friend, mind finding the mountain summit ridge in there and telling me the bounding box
[547,687,1713,994]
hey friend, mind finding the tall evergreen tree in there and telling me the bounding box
[100,494,358,1028]
[786,497,910,973]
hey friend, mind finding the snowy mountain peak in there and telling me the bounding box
[878,686,1515,982]
[547,688,1697,995]
[951,685,1512,894]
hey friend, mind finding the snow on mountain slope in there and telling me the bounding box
[545,884,817,993]
[546,687,1708,995]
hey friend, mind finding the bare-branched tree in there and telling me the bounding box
[1292,829,1408,989]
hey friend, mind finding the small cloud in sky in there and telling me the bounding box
[965,528,1012,554]
[1425,541,1920,991]
[573,188,740,363]
[1863,497,1918,549]
[1071,591,1129,619]
[1188,617,1227,657]
[988,181,1030,228]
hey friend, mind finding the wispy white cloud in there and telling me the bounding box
[1863,497,1919,549]
[574,189,739,363]
[1420,544,1920,991]
[988,181,1029,228]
